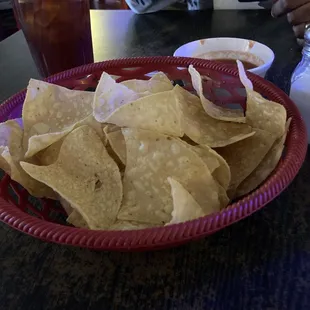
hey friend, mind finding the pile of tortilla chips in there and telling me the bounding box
[0,62,289,230]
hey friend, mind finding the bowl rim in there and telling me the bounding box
[0,56,307,251]
[173,37,275,73]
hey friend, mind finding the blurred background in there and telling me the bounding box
[0,0,129,41]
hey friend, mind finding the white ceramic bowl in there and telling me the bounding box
[173,37,275,78]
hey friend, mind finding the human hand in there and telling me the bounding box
[271,0,310,38]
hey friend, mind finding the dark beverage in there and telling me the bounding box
[12,0,94,77]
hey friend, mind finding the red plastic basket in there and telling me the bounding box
[0,57,307,251]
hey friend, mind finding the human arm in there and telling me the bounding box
[272,0,310,38]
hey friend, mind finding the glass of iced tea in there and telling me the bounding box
[12,0,94,77]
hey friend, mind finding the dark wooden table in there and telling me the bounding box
[1,10,310,310]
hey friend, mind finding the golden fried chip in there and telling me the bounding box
[188,65,246,123]
[0,146,10,173]
[235,118,291,197]
[236,60,254,90]
[103,123,119,133]
[58,195,91,228]
[212,154,231,191]
[22,79,102,158]
[237,60,287,139]
[0,119,24,163]
[174,85,254,147]
[104,125,126,165]
[92,72,141,122]
[0,120,21,173]
[67,212,154,230]
[61,190,153,230]
[36,138,64,166]
[67,210,89,228]
[193,145,231,190]
[58,194,73,215]
[36,121,107,167]
[117,128,228,225]
[109,220,155,230]
[21,125,123,230]
[166,177,205,225]
[0,119,55,198]
[192,145,220,173]
[216,129,276,198]
[105,90,184,137]
[121,72,173,93]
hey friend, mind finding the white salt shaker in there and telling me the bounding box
[290,25,310,144]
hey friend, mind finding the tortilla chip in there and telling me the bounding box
[0,120,21,173]
[236,60,254,90]
[27,115,104,160]
[104,125,126,165]
[20,125,123,229]
[105,90,184,137]
[67,210,89,228]
[192,145,220,173]
[92,72,141,123]
[188,65,246,123]
[174,85,254,147]
[63,197,152,230]
[35,119,106,167]
[121,72,173,93]
[0,146,10,173]
[58,194,73,215]
[237,60,287,139]
[80,115,107,144]
[102,123,119,133]
[22,79,101,158]
[193,145,231,190]
[0,119,55,198]
[109,220,155,230]
[166,177,205,225]
[212,154,231,192]
[216,128,276,197]
[117,128,228,225]
[0,119,24,162]
[181,135,198,146]
[2,150,55,198]
[36,138,64,166]
[58,195,90,228]
[235,118,291,197]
